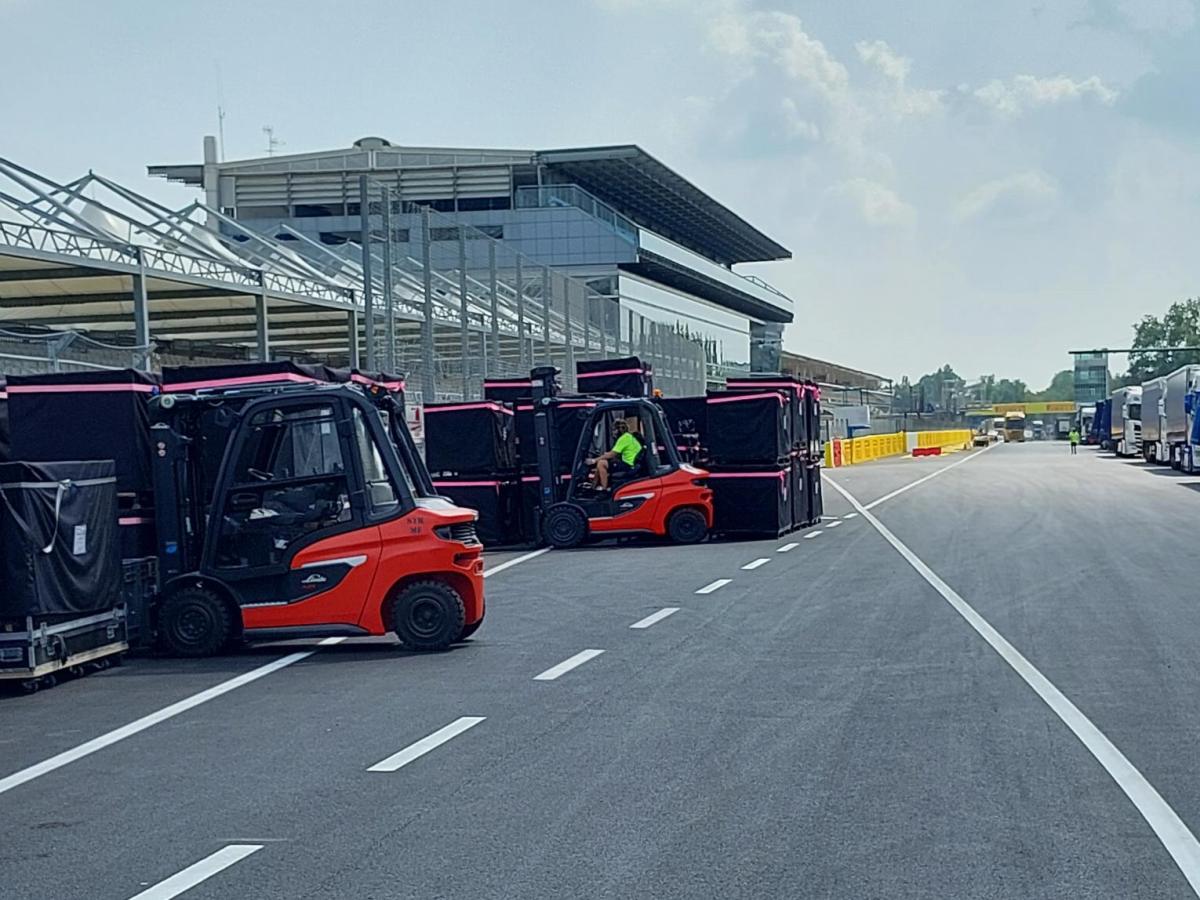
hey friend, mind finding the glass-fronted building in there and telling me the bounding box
[150,137,793,377]
[1074,351,1109,406]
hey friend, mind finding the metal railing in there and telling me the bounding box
[515,184,639,245]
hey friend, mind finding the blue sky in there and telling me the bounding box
[2,0,1197,387]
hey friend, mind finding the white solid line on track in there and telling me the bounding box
[484,546,550,577]
[534,649,605,681]
[128,844,263,900]
[828,442,992,513]
[825,520,842,528]
[803,531,822,539]
[0,637,345,798]
[695,578,732,594]
[823,475,1200,896]
[742,558,770,570]
[777,542,799,553]
[630,607,681,629]
[843,513,858,519]
[368,716,486,772]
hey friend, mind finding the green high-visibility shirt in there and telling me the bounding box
[612,432,641,466]
[1069,430,1080,442]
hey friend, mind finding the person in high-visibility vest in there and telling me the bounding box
[1068,427,1080,455]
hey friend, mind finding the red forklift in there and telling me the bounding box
[529,367,713,549]
[148,377,484,656]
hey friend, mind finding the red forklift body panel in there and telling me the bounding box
[587,465,712,536]
[242,527,383,631]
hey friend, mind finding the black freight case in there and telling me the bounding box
[432,477,520,546]
[514,399,597,474]
[0,460,122,621]
[7,370,159,495]
[575,356,651,397]
[424,401,516,475]
[706,391,790,465]
[708,466,792,537]
[654,395,708,463]
[483,378,533,404]
[0,379,9,462]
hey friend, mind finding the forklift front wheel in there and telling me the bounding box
[542,504,589,549]
[158,586,234,658]
[667,507,709,544]
[390,581,467,652]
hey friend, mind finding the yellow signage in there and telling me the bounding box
[989,402,1075,415]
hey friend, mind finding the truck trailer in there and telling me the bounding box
[1140,376,1168,463]
[1110,386,1142,457]
[1163,365,1200,471]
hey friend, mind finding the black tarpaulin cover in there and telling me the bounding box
[483,378,533,404]
[162,360,327,391]
[514,400,597,474]
[654,396,708,456]
[432,478,520,546]
[0,460,121,618]
[708,466,791,536]
[7,370,159,494]
[424,402,516,475]
[706,391,789,464]
[575,356,651,397]
[726,375,807,452]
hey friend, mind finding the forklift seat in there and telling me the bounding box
[609,442,647,488]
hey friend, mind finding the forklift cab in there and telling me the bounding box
[534,390,713,549]
[149,383,484,656]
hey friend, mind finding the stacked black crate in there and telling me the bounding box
[705,391,792,536]
[653,395,709,465]
[574,356,652,397]
[725,375,808,529]
[424,400,520,545]
[7,369,161,559]
[800,383,824,524]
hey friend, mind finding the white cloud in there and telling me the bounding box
[973,74,1118,116]
[954,171,1061,224]
[855,39,944,117]
[828,178,916,228]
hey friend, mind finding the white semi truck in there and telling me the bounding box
[1110,385,1142,458]
[1140,376,1168,463]
[1164,365,1200,471]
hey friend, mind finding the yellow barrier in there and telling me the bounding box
[915,429,973,451]
[825,429,972,468]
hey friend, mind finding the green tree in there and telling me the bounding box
[990,378,1029,403]
[1029,369,1074,401]
[1128,298,1200,381]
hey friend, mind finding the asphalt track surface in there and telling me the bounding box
[4,442,1200,898]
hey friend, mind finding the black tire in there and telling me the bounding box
[389,580,466,651]
[158,585,234,658]
[666,507,708,544]
[458,612,485,642]
[542,503,589,549]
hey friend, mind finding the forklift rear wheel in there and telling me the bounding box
[667,507,708,544]
[158,586,234,658]
[543,504,588,549]
[390,581,466,652]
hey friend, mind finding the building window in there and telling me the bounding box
[294,203,345,218]
[456,196,512,211]
[237,204,288,219]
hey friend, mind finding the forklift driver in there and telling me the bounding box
[587,418,642,490]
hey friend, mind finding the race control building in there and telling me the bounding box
[150,137,794,376]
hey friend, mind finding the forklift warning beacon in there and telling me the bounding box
[529,366,713,549]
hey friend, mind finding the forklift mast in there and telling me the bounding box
[530,366,563,541]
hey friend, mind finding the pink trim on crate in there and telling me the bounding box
[433,480,502,489]
[118,516,149,525]
[706,392,784,406]
[424,401,513,415]
[520,474,571,482]
[558,401,597,409]
[728,380,800,392]
[577,368,644,378]
[350,373,405,391]
[9,383,156,394]
[166,372,318,391]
